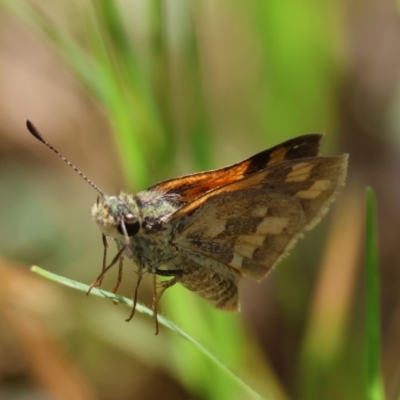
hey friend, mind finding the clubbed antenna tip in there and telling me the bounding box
[26,120,44,143]
[26,119,105,197]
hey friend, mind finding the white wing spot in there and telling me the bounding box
[296,179,331,199]
[251,206,268,217]
[286,162,314,182]
[202,222,227,238]
[256,217,288,235]
[237,234,265,247]
[233,242,257,259]
[230,253,243,269]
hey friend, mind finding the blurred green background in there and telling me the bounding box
[0,1,399,399]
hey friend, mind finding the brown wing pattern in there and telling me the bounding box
[168,155,348,280]
[150,134,323,204]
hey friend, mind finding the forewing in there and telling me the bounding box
[149,134,323,204]
[168,155,348,280]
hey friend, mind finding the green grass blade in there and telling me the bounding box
[31,266,264,400]
[365,188,385,400]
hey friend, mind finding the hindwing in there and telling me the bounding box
[168,155,348,279]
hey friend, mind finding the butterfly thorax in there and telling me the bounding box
[91,191,180,271]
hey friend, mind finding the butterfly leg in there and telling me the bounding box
[112,256,124,294]
[87,245,125,296]
[99,234,109,286]
[152,274,179,335]
[90,233,109,289]
[125,260,144,322]
[109,256,124,305]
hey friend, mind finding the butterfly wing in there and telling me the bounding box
[167,155,348,280]
[150,134,323,204]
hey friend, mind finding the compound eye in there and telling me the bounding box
[117,214,140,237]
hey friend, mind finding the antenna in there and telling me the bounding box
[26,120,105,197]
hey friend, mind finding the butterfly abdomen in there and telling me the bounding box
[177,253,241,310]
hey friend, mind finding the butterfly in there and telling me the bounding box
[27,120,348,334]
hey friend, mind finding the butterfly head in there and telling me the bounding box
[91,193,141,239]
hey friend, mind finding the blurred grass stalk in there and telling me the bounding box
[299,192,364,399]
[364,188,385,400]
[299,188,385,400]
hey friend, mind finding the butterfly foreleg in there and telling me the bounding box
[87,245,126,296]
